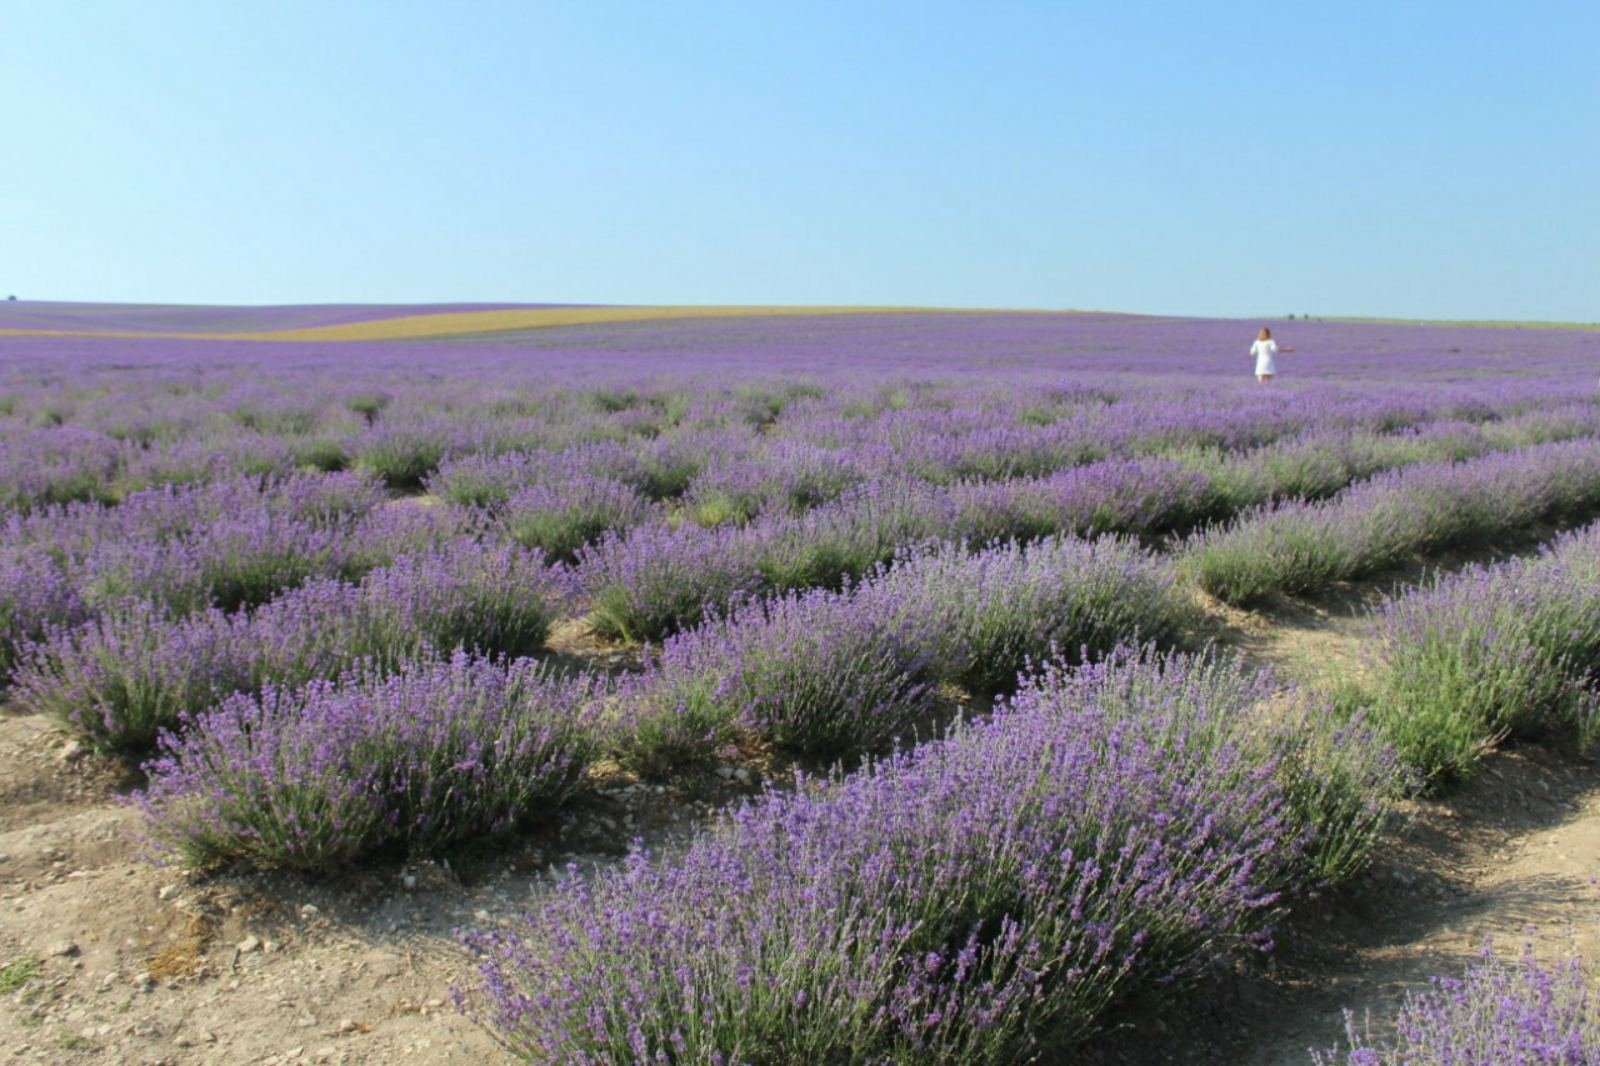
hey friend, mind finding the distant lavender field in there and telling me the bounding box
[0,308,1593,381]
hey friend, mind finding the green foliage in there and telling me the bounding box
[0,957,41,995]
[1337,549,1600,789]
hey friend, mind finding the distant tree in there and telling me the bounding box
[1287,313,1295,320]
[5,295,15,301]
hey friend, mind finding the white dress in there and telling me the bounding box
[1250,339,1278,375]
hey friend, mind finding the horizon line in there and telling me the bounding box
[1,300,1596,342]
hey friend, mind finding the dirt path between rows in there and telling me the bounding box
[3,559,1598,1065]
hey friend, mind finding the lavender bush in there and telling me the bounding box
[947,458,1216,544]
[0,426,126,510]
[352,419,458,490]
[1261,696,1410,887]
[684,441,865,525]
[427,441,646,509]
[1,472,389,618]
[631,429,737,500]
[620,581,940,771]
[578,522,764,641]
[139,652,606,870]
[339,500,482,575]
[613,533,1194,772]
[1345,523,1600,786]
[427,449,554,509]
[15,600,255,750]
[81,511,351,614]
[751,478,957,593]
[877,536,1192,694]
[345,541,564,663]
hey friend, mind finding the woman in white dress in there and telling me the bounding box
[1250,327,1293,382]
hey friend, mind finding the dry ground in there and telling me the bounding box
[3,557,1597,1064]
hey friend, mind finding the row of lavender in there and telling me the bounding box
[456,648,1404,1062]
[15,538,562,751]
[1337,519,1600,786]
[0,473,468,680]
[1313,526,1600,1060]
[422,396,1584,512]
[1186,435,1600,604]
[432,408,1572,550]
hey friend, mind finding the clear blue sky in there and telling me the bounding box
[3,1,1596,320]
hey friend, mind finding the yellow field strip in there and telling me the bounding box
[0,304,1045,343]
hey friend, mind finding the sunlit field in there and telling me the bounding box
[4,304,1600,1063]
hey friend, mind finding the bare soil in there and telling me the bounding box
[4,549,1598,1065]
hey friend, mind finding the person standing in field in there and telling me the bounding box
[1250,327,1293,382]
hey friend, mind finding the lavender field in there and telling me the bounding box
[4,304,1600,1064]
